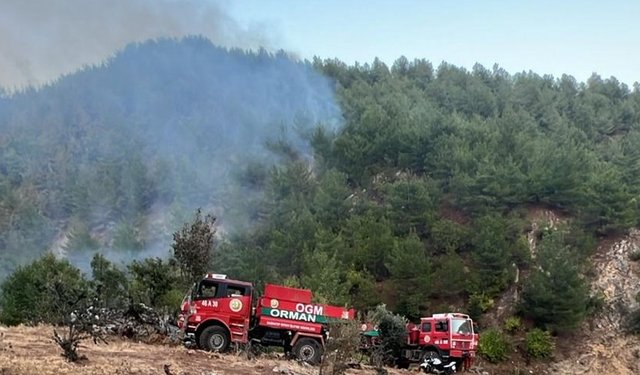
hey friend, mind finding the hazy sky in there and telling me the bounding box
[0,0,637,89]
[225,0,640,86]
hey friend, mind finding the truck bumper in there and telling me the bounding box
[450,350,475,358]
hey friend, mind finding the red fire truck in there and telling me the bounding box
[176,273,355,364]
[360,312,479,369]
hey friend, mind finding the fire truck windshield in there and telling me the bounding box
[451,318,473,334]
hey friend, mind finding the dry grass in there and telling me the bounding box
[0,325,403,375]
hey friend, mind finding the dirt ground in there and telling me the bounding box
[0,325,410,375]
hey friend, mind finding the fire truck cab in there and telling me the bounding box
[177,274,254,351]
[404,313,477,365]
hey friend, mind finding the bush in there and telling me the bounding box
[53,307,108,362]
[629,250,640,262]
[505,316,522,333]
[525,328,555,358]
[367,304,407,368]
[478,328,510,363]
[321,320,362,375]
[468,293,494,320]
[90,253,129,309]
[158,288,187,311]
[128,257,178,308]
[0,253,89,326]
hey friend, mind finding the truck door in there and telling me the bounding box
[219,283,252,343]
[420,321,433,345]
[434,320,449,347]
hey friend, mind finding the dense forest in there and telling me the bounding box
[2,36,640,336]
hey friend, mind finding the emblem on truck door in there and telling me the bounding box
[230,299,243,312]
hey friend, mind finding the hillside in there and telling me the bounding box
[477,209,640,374]
[0,36,342,279]
[2,36,640,373]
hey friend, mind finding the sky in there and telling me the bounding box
[0,0,638,89]
[224,0,640,86]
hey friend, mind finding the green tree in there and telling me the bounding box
[383,177,439,237]
[0,253,89,326]
[63,221,99,253]
[341,212,395,280]
[345,268,380,312]
[519,226,590,332]
[431,249,468,298]
[171,208,217,285]
[112,219,145,251]
[469,215,516,296]
[386,232,432,319]
[128,257,177,308]
[90,253,128,308]
[300,249,348,306]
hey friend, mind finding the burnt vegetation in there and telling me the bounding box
[1,37,640,365]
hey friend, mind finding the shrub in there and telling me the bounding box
[478,328,510,363]
[128,257,178,308]
[0,253,89,326]
[53,306,108,362]
[320,320,362,375]
[367,304,407,368]
[468,293,494,320]
[505,316,522,333]
[525,328,555,358]
[629,250,640,262]
[158,288,187,311]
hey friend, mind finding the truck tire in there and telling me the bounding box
[420,348,440,361]
[292,338,322,365]
[396,357,411,369]
[419,349,441,373]
[199,325,230,352]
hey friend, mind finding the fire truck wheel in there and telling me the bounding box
[420,349,440,362]
[199,326,230,352]
[292,338,322,365]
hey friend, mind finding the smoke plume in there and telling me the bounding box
[0,2,343,280]
[0,0,278,90]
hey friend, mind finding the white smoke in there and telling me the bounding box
[0,0,279,90]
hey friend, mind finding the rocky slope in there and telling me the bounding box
[478,209,640,375]
[549,229,640,375]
